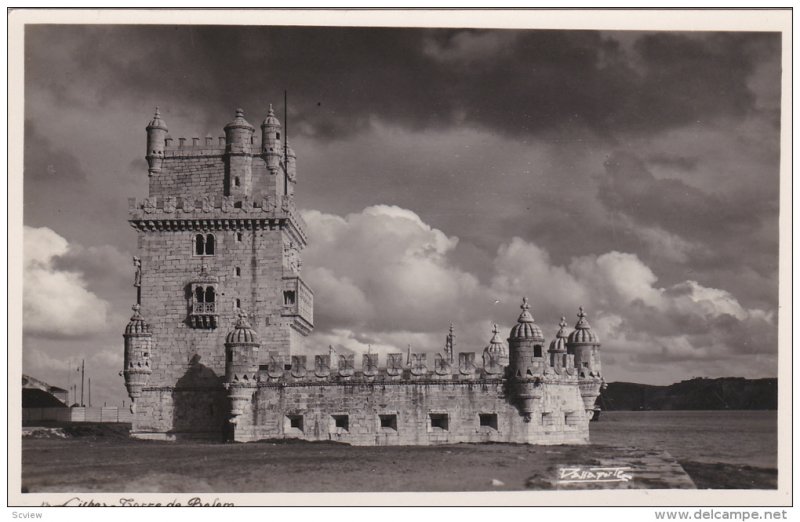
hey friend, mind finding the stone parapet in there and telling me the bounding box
[128,194,307,243]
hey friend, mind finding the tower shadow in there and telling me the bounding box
[170,354,227,440]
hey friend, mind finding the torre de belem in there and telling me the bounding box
[123,106,605,444]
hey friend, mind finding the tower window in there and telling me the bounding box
[283,290,296,306]
[479,413,498,430]
[194,234,216,256]
[534,345,542,358]
[235,298,241,309]
[235,267,241,277]
[429,413,449,431]
[286,415,304,432]
[237,232,243,242]
[234,177,240,187]
[332,415,349,432]
[379,414,397,431]
[276,132,280,140]
[190,284,218,327]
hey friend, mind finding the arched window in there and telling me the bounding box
[194,233,216,256]
[195,287,205,303]
[205,287,215,303]
[235,298,241,309]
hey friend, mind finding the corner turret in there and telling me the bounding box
[261,104,282,172]
[507,297,546,420]
[223,311,260,428]
[145,107,168,176]
[566,306,604,419]
[224,108,255,198]
[566,307,601,378]
[123,304,153,412]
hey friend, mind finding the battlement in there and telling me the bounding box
[128,194,307,243]
[161,135,275,157]
[234,351,582,387]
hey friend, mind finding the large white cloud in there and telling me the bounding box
[23,226,111,336]
[301,206,776,381]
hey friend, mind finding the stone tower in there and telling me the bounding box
[124,107,313,439]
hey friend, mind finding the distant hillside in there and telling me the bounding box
[600,377,777,411]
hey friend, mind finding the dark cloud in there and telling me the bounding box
[25,26,780,142]
[598,151,775,242]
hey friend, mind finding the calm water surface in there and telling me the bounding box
[589,410,777,469]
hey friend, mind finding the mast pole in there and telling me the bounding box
[284,90,288,196]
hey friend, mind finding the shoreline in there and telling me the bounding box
[19,423,777,492]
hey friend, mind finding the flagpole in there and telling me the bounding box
[283,90,288,196]
[80,359,85,407]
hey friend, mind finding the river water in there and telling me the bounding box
[589,410,778,469]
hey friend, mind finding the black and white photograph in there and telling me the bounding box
[8,8,792,510]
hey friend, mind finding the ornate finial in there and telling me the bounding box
[575,306,591,329]
[329,345,335,357]
[236,108,244,118]
[154,106,160,118]
[492,323,499,335]
[131,303,141,316]
[517,297,534,323]
[560,316,568,328]
[268,104,274,115]
[234,309,251,328]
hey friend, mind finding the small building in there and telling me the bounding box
[22,374,67,407]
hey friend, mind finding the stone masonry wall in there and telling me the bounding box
[232,379,590,445]
[149,151,227,199]
[131,224,303,436]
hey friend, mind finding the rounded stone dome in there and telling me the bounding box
[548,316,569,353]
[146,107,167,131]
[484,324,508,357]
[567,307,599,345]
[509,297,544,342]
[125,304,151,336]
[225,311,259,345]
[225,108,254,131]
[262,104,281,127]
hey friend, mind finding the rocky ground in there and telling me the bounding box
[19,423,776,493]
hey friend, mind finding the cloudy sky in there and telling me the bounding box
[20,22,783,405]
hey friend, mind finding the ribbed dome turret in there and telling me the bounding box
[484,323,508,358]
[262,104,281,127]
[567,307,599,344]
[509,297,544,342]
[225,311,259,345]
[225,108,255,131]
[549,316,569,353]
[125,304,151,336]
[146,107,167,131]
